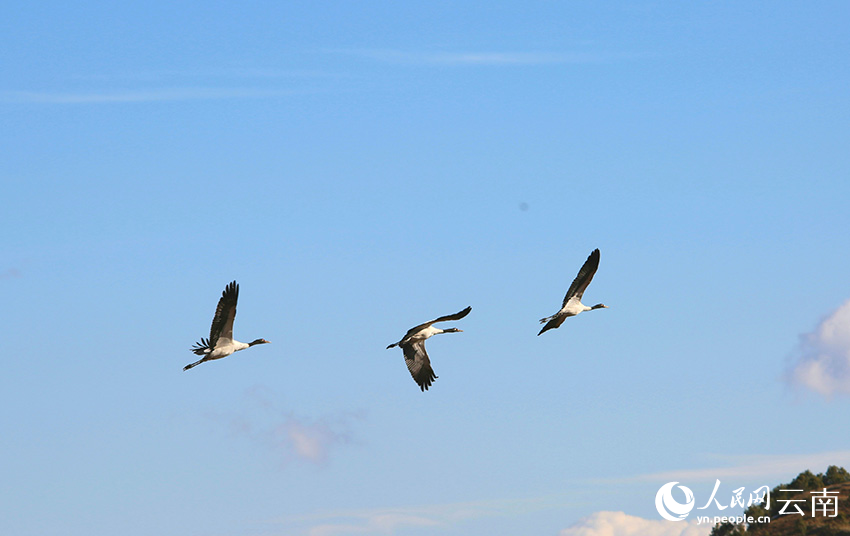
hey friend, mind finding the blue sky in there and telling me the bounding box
[3,2,850,535]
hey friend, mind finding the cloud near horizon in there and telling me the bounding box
[560,511,711,536]
[786,298,850,397]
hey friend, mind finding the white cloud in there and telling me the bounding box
[560,511,711,536]
[636,450,850,483]
[277,416,350,464]
[210,386,361,465]
[787,298,850,397]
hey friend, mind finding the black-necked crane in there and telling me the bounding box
[387,306,471,391]
[184,281,270,371]
[538,249,608,336]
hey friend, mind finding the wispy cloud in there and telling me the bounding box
[560,511,711,536]
[73,67,338,82]
[786,298,850,397]
[283,415,352,464]
[329,48,628,66]
[273,494,576,535]
[632,451,850,483]
[306,512,439,536]
[1,63,343,104]
[1,86,302,104]
[211,386,362,466]
[0,268,22,279]
[268,452,850,534]
[1,48,626,105]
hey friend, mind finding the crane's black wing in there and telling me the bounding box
[192,281,239,355]
[562,249,600,306]
[402,341,437,391]
[404,306,472,337]
[213,281,239,343]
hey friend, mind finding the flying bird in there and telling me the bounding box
[387,306,471,391]
[184,281,270,371]
[538,249,608,336]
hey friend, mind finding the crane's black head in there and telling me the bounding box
[591,304,608,310]
[249,338,271,346]
[442,328,463,333]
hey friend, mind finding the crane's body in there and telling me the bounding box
[538,249,607,336]
[387,306,472,391]
[184,281,269,371]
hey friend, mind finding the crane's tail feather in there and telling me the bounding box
[191,338,212,356]
[538,314,566,336]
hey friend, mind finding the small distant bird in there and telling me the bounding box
[387,306,471,391]
[184,281,270,371]
[538,249,608,336]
